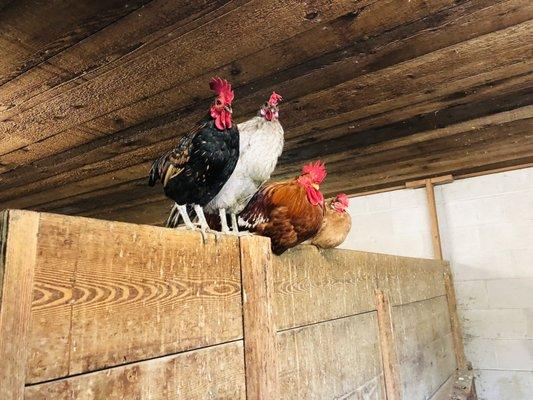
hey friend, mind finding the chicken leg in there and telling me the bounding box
[219,209,230,233]
[178,204,195,229]
[194,204,212,243]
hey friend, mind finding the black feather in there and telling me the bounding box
[149,117,239,207]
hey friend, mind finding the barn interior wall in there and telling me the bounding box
[340,167,533,400]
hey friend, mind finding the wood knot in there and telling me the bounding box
[304,11,319,20]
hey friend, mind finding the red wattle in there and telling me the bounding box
[306,186,324,206]
[211,108,232,130]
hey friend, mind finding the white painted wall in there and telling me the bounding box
[341,167,533,400]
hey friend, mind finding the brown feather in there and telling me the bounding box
[310,198,352,248]
[239,178,324,255]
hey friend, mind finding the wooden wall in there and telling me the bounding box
[0,210,464,399]
[0,1,531,224]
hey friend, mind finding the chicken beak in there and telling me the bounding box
[224,105,233,114]
[312,183,319,190]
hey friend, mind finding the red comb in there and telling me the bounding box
[268,92,283,106]
[302,160,327,184]
[210,77,234,103]
[336,193,349,207]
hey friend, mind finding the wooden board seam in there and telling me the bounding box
[25,337,245,388]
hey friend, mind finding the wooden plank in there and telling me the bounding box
[426,181,444,260]
[0,0,147,87]
[239,235,278,400]
[0,0,468,158]
[0,0,367,153]
[273,246,377,331]
[321,117,533,194]
[405,175,454,189]
[277,312,385,399]
[392,296,457,400]
[42,121,533,224]
[1,0,527,171]
[2,17,531,206]
[376,256,447,306]
[27,213,243,383]
[375,290,402,400]
[0,210,40,399]
[429,370,477,400]
[0,0,244,118]
[25,340,246,400]
[443,264,468,370]
[7,73,531,217]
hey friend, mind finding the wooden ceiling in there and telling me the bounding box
[0,0,532,225]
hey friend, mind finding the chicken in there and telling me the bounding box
[310,193,351,248]
[149,77,239,237]
[238,161,326,255]
[202,92,284,233]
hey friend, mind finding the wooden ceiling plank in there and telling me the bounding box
[1,10,530,195]
[80,133,533,221]
[2,0,527,168]
[81,0,471,134]
[0,0,371,152]
[0,32,529,204]
[0,0,248,119]
[23,110,533,217]
[0,0,149,86]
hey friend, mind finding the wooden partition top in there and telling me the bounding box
[0,210,466,400]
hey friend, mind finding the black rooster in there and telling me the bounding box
[149,77,239,236]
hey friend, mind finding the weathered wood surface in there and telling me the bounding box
[392,296,457,400]
[273,246,377,331]
[377,255,446,306]
[239,236,279,400]
[444,263,468,370]
[0,211,465,399]
[27,213,243,383]
[429,370,477,400]
[25,341,246,400]
[0,0,531,221]
[0,211,40,400]
[277,312,385,400]
[376,290,402,400]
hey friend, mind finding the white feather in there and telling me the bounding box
[205,116,284,215]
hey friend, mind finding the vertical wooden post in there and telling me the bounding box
[405,175,452,260]
[375,289,402,400]
[443,264,468,370]
[425,181,443,260]
[239,235,278,400]
[0,210,40,399]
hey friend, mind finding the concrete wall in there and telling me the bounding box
[341,167,533,400]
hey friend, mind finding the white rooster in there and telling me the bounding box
[167,92,284,232]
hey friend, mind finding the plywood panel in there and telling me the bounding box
[377,256,447,306]
[277,313,385,400]
[27,213,243,383]
[25,340,246,400]
[392,296,457,400]
[273,246,377,330]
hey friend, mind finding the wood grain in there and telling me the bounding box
[392,296,457,400]
[239,235,279,400]
[0,210,40,399]
[444,263,468,370]
[273,246,377,331]
[27,213,243,383]
[277,312,385,399]
[1,0,529,193]
[0,1,531,219]
[25,340,246,400]
[375,289,402,400]
[376,256,447,306]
